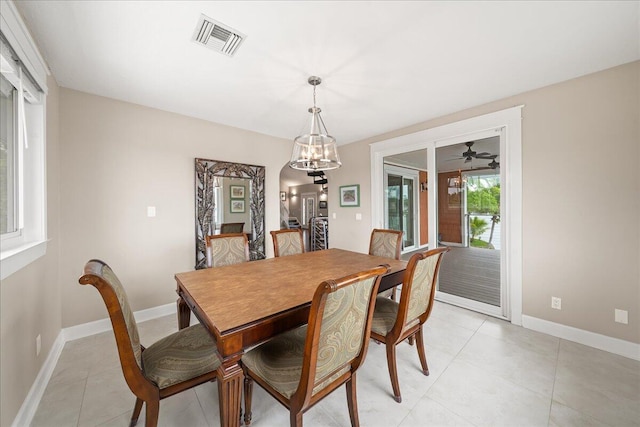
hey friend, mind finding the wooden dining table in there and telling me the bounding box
[175,248,407,427]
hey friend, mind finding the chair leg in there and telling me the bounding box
[130,398,143,427]
[290,410,303,427]
[415,327,429,376]
[385,342,402,403]
[243,375,253,426]
[144,400,159,427]
[391,286,397,301]
[346,373,360,427]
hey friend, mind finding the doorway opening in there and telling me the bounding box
[436,138,502,310]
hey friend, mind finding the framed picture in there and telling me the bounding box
[339,184,360,207]
[230,185,245,199]
[280,191,286,201]
[230,199,245,213]
[319,201,328,209]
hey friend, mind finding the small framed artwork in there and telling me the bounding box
[319,201,328,209]
[230,185,245,199]
[230,199,245,213]
[339,184,360,207]
[280,191,286,201]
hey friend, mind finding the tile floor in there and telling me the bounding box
[31,301,640,427]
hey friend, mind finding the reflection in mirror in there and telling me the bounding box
[195,158,265,268]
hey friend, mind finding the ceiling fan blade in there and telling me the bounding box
[476,153,497,159]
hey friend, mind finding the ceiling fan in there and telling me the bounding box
[452,141,500,167]
[463,141,496,161]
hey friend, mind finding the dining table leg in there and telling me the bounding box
[217,357,244,427]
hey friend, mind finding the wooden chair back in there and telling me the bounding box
[294,264,388,407]
[79,259,145,392]
[271,229,304,257]
[394,247,449,334]
[368,228,403,260]
[220,222,245,233]
[205,233,250,267]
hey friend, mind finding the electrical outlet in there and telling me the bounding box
[551,296,561,310]
[36,334,41,357]
[615,309,628,324]
[147,206,156,217]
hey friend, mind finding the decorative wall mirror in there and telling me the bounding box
[195,158,265,268]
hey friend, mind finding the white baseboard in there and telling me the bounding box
[13,302,177,427]
[63,302,176,342]
[11,331,65,427]
[522,315,640,361]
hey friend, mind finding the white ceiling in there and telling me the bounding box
[15,1,639,150]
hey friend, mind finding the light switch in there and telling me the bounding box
[332,212,336,219]
[147,206,156,217]
[355,213,362,221]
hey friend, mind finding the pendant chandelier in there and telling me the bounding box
[289,76,341,171]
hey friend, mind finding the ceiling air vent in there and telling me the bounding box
[192,14,245,57]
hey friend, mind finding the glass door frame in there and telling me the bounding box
[369,106,523,324]
[383,164,419,252]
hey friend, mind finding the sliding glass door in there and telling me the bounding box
[384,165,417,251]
[435,135,504,317]
[370,106,523,323]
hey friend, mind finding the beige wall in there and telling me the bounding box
[58,89,291,327]
[0,75,62,427]
[329,61,639,344]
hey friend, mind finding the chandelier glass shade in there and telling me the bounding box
[289,76,341,171]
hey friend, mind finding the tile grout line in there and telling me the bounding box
[546,337,562,426]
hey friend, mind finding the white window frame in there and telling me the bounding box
[0,0,49,280]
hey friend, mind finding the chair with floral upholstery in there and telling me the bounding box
[241,264,389,427]
[368,228,403,299]
[271,228,305,257]
[370,247,449,403]
[78,259,221,427]
[205,232,250,267]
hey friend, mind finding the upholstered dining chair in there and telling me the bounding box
[220,222,245,233]
[271,228,304,257]
[78,259,221,427]
[370,247,449,403]
[241,264,389,427]
[205,232,250,267]
[368,228,403,299]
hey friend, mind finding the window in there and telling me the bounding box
[0,1,49,280]
[0,72,17,235]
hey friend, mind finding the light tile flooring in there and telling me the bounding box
[32,302,640,427]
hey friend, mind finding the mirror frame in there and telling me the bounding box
[195,158,265,269]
